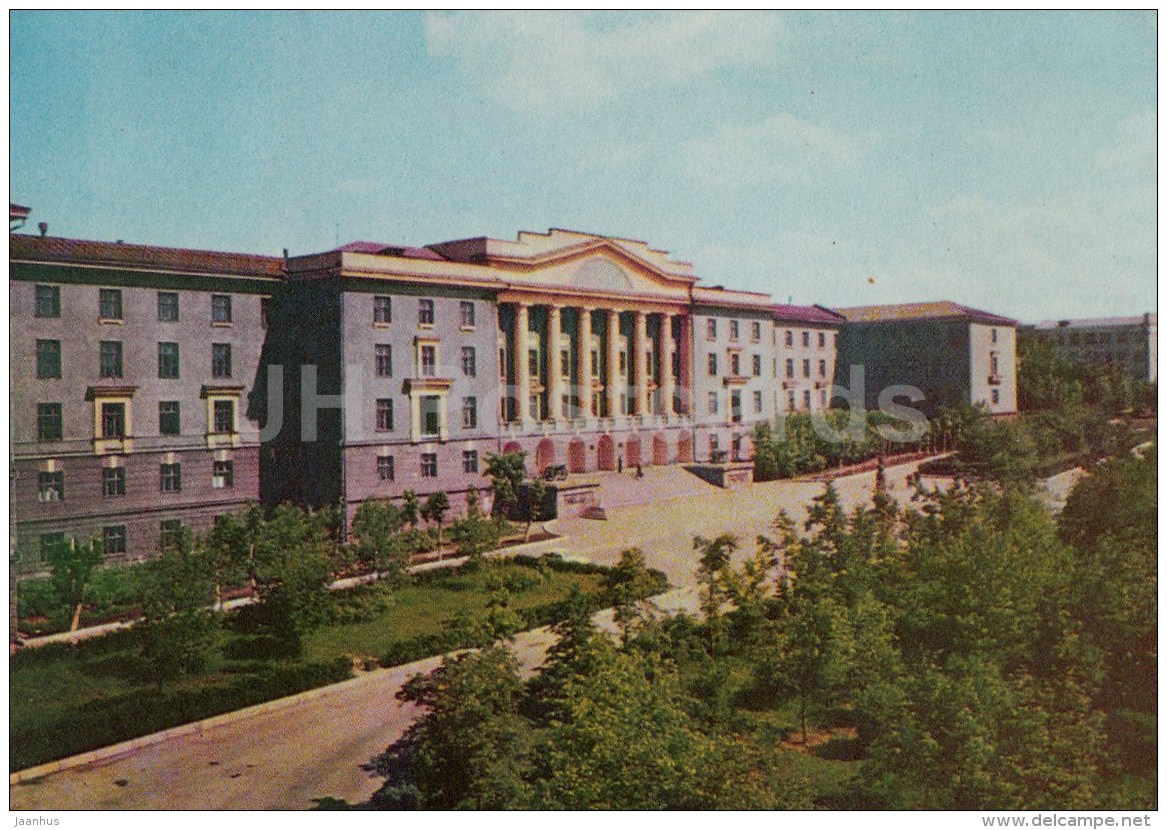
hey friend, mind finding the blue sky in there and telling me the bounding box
[10,10,1156,320]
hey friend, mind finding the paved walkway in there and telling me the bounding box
[9,457,935,810]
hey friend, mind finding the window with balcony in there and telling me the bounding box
[377,455,395,481]
[103,525,127,555]
[212,343,232,378]
[37,403,62,442]
[37,340,61,379]
[99,289,123,321]
[102,467,126,498]
[38,471,64,502]
[99,341,123,379]
[101,402,126,439]
[160,463,182,493]
[158,291,179,322]
[374,295,392,324]
[212,294,232,323]
[158,342,180,378]
[462,346,476,377]
[420,453,438,478]
[462,396,477,429]
[460,301,475,328]
[420,345,437,377]
[159,401,181,436]
[35,285,60,318]
[376,398,393,432]
[375,344,392,377]
[212,460,234,489]
[213,399,235,434]
[418,298,434,326]
[463,450,478,474]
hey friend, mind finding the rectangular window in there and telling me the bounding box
[618,351,627,375]
[35,285,60,318]
[460,301,475,328]
[529,348,540,379]
[420,453,438,478]
[375,344,393,377]
[803,390,812,410]
[802,359,811,378]
[157,291,179,322]
[158,342,180,378]
[103,525,127,555]
[212,294,232,323]
[420,345,437,377]
[818,331,826,348]
[461,346,476,377]
[819,359,827,378]
[99,341,123,378]
[38,471,64,502]
[731,390,742,424]
[990,352,1000,377]
[37,403,62,441]
[159,519,183,550]
[708,391,718,415]
[101,402,126,438]
[785,358,794,378]
[159,401,181,435]
[99,288,122,321]
[463,450,479,474]
[462,396,477,429]
[377,455,395,481]
[729,320,740,341]
[802,331,810,348]
[418,298,434,326]
[421,395,440,436]
[160,463,182,493]
[212,343,232,378]
[731,353,741,376]
[708,353,718,375]
[752,354,761,376]
[213,399,235,433]
[787,390,796,410]
[991,327,998,344]
[751,321,761,342]
[36,340,61,379]
[706,319,717,339]
[753,390,763,414]
[102,467,126,498]
[374,295,392,324]
[376,398,394,432]
[212,460,234,489]
[591,350,600,375]
[784,330,793,347]
[991,389,1001,405]
[560,350,570,377]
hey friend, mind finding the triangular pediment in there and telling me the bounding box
[493,240,695,300]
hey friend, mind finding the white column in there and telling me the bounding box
[633,310,648,416]
[606,309,621,417]
[547,305,563,421]
[660,312,675,416]
[515,302,531,425]
[577,307,593,418]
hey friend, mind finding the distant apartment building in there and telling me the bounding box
[10,233,280,571]
[833,301,1018,417]
[1030,314,1157,383]
[770,305,844,415]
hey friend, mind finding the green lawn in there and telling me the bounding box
[11,557,618,772]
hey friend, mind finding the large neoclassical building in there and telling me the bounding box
[11,220,1014,567]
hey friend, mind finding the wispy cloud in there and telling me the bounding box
[424,11,788,111]
[679,113,863,188]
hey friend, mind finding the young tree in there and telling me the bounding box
[204,511,253,609]
[350,499,408,581]
[400,490,421,531]
[422,491,451,548]
[524,478,547,542]
[484,451,526,527]
[602,547,658,644]
[252,504,335,650]
[47,537,103,632]
[450,488,499,563]
[692,533,739,651]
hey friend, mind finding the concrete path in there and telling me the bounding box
[9,457,934,810]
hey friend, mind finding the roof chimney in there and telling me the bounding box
[37,222,47,238]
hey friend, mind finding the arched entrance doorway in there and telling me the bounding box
[677,432,693,463]
[597,434,615,471]
[625,435,641,468]
[535,438,555,474]
[568,438,587,473]
[652,433,669,466]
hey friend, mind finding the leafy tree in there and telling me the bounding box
[204,510,254,609]
[692,533,738,651]
[523,478,547,542]
[350,499,408,581]
[449,488,499,562]
[400,490,420,531]
[134,525,218,688]
[421,491,451,548]
[484,451,526,525]
[252,504,335,649]
[602,547,658,644]
[47,537,103,632]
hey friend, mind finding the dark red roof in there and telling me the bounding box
[771,303,845,324]
[335,240,447,261]
[835,300,1017,327]
[10,234,283,278]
